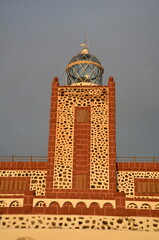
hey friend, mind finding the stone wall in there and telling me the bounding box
[0,215,159,232]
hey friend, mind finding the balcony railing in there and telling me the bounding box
[0,156,158,162]
[116,156,159,162]
[0,156,48,162]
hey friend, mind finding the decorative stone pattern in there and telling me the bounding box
[0,215,158,231]
[33,199,115,208]
[155,204,159,209]
[35,201,46,207]
[127,203,138,209]
[141,203,151,209]
[126,201,159,210]
[0,199,23,207]
[0,200,6,207]
[10,200,22,207]
[117,171,159,199]
[0,171,47,196]
[53,87,109,189]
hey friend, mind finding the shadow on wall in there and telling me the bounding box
[17,237,35,240]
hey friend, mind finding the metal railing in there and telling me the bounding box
[116,156,159,163]
[0,156,48,162]
[0,156,158,162]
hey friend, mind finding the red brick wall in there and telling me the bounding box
[73,107,91,190]
[46,77,59,195]
[108,77,117,192]
[48,77,59,161]
[117,162,159,171]
[1,200,158,217]
[0,161,47,170]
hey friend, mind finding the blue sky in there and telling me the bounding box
[0,0,159,156]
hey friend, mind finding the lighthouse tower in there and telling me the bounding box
[47,43,116,200]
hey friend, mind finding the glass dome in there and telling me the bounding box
[66,46,104,86]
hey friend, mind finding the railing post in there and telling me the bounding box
[153,156,155,162]
[133,156,136,162]
[12,155,14,161]
[30,155,32,162]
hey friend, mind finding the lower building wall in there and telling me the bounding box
[0,215,159,232]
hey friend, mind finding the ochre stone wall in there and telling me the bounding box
[0,215,159,231]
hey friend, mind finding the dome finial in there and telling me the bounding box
[80,26,89,54]
[84,25,86,45]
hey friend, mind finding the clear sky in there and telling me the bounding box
[0,0,159,157]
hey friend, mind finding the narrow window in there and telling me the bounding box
[0,180,27,192]
[75,175,87,190]
[76,108,89,123]
[137,181,159,194]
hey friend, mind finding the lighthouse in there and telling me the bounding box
[47,42,116,199]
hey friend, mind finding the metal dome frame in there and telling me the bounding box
[66,48,104,86]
